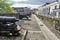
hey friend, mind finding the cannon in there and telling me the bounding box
[0,16,19,23]
[0,16,21,36]
[19,14,28,19]
[19,13,32,19]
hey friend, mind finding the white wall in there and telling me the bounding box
[38,1,60,18]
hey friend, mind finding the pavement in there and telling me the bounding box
[0,28,27,40]
[18,14,46,40]
[34,14,59,40]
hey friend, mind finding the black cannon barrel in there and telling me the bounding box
[0,16,19,23]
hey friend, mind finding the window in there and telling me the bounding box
[54,12,56,16]
[58,12,60,17]
[52,12,56,16]
[59,5,60,9]
[49,7,50,13]
[55,5,57,9]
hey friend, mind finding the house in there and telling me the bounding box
[12,7,31,14]
[38,0,60,19]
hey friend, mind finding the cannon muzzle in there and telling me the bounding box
[0,16,19,23]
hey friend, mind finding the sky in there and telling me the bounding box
[8,0,55,9]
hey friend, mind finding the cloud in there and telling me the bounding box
[14,0,29,2]
[9,0,29,2]
[8,0,55,5]
[12,3,40,9]
[8,0,41,5]
[8,0,41,9]
[9,0,55,9]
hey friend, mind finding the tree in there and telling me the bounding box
[0,0,16,13]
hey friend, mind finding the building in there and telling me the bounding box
[32,9,38,14]
[13,7,31,14]
[38,3,51,16]
[38,0,60,19]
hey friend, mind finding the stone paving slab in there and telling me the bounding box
[20,29,28,40]
[17,15,41,31]
[16,14,46,40]
[26,32,46,40]
[0,29,27,40]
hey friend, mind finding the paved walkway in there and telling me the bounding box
[34,14,59,40]
[18,14,46,40]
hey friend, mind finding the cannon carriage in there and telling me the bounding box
[0,16,21,36]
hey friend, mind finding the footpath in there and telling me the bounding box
[34,14,60,40]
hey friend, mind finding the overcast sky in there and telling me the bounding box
[8,0,55,9]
